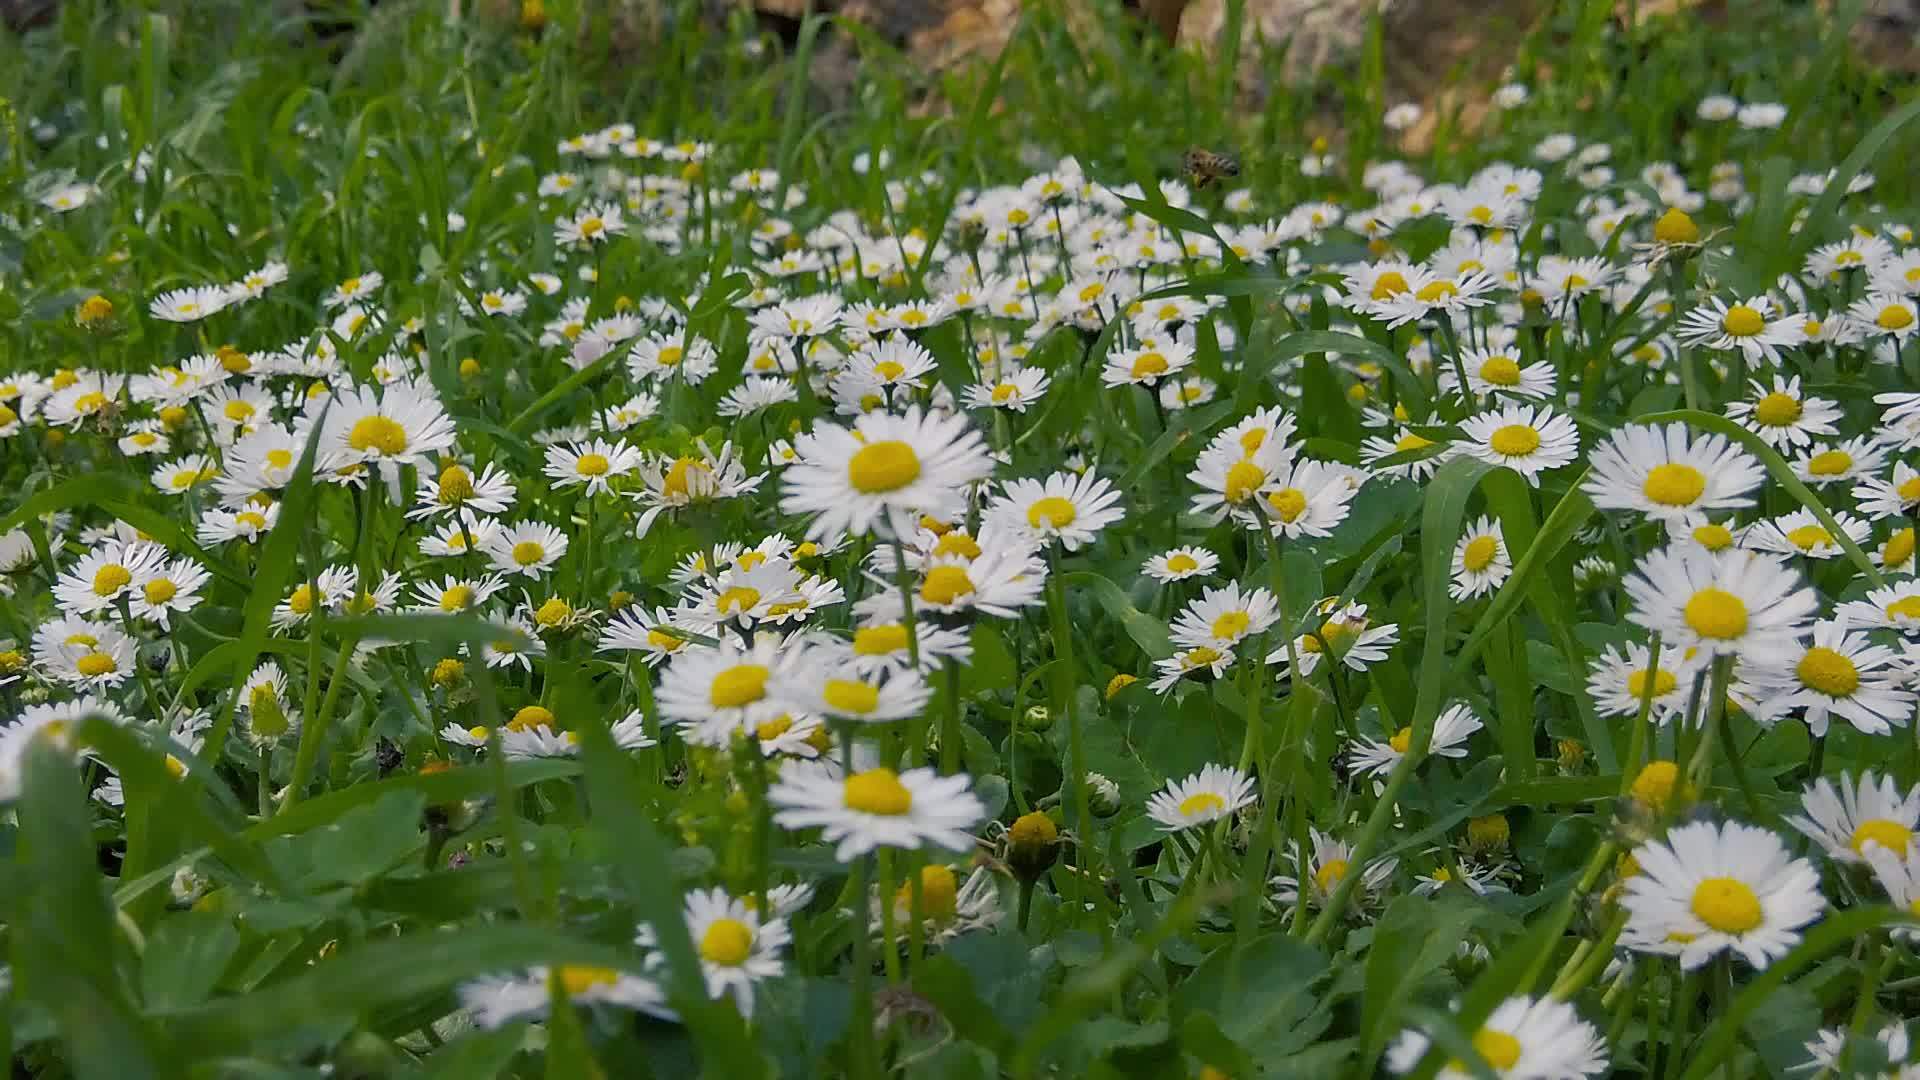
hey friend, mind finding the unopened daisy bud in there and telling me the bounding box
[1020,704,1053,731]
[1466,813,1509,851]
[1105,673,1137,700]
[0,649,24,676]
[1555,738,1586,772]
[75,294,114,328]
[44,429,66,450]
[520,0,547,30]
[1086,772,1122,818]
[430,658,466,688]
[1630,759,1682,813]
[1007,811,1061,881]
[458,357,481,379]
[534,597,573,629]
[1653,207,1700,246]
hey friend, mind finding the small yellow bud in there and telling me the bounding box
[431,658,466,688]
[1631,760,1682,812]
[458,357,481,379]
[76,294,115,327]
[1653,207,1700,246]
[1466,813,1509,851]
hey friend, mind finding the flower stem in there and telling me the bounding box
[278,637,356,812]
[1043,549,1090,921]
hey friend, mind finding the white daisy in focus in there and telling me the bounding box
[1168,582,1279,651]
[1586,642,1704,728]
[482,520,570,579]
[1624,546,1815,662]
[1385,994,1608,1079]
[637,886,790,1019]
[1585,422,1765,523]
[1456,403,1580,485]
[1724,376,1840,449]
[1143,546,1219,583]
[1743,509,1872,562]
[1620,819,1823,970]
[543,438,642,497]
[1748,617,1913,737]
[1344,703,1482,778]
[781,408,993,542]
[1449,516,1511,600]
[986,470,1125,552]
[1675,295,1796,365]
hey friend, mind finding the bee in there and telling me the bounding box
[1183,146,1240,190]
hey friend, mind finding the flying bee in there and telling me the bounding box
[1183,146,1240,190]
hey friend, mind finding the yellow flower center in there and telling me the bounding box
[1224,461,1267,504]
[698,918,754,966]
[1690,877,1763,933]
[1388,726,1413,753]
[557,965,619,996]
[844,768,913,815]
[142,579,178,605]
[1131,352,1169,379]
[716,586,761,616]
[847,440,921,493]
[1394,433,1432,452]
[900,865,959,921]
[92,563,133,596]
[1902,476,1920,503]
[1461,535,1498,572]
[1797,645,1859,696]
[508,705,555,732]
[1165,553,1199,573]
[1314,858,1349,894]
[435,584,474,612]
[662,456,709,499]
[823,678,880,714]
[1178,792,1227,818]
[1884,529,1915,568]
[646,628,685,652]
[347,416,408,456]
[1887,596,1920,621]
[1209,610,1251,640]
[1879,305,1915,331]
[1183,646,1223,668]
[1785,524,1831,552]
[991,383,1018,403]
[1627,668,1678,698]
[1851,819,1912,858]
[76,652,118,676]
[575,453,610,477]
[1369,272,1409,300]
[511,541,547,566]
[874,360,907,381]
[709,664,769,708]
[1026,496,1077,530]
[1488,424,1540,456]
[1684,588,1748,640]
[223,400,256,422]
[1752,392,1802,427]
[1415,280,1457,303]
[853,624,911,656]
[933,531,981,559]
[1721,305,1766,337]
[1478,356,1522,386]
[534,598,572,627]
[1644,463,1706,506]
[1654,208,1700,245]
[920,566,975,605]
[72,391,109,414]
[1458,1029,1523,1072]
[1808,451,1852,476]
[1267,488,1308,522]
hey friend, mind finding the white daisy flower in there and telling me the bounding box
[1624,546,1815,662]
[1794,437,1887,488]
[1787,772,1920,865]
[780,407,993,541]
[963,366,1051,413]
[1144,763,1256,831]
[1743,509,1872,561]
[459,967,670,1029]
[638,887,790,1018]
[32,616,136,689]
[768,761,986,861]
[543,438,642,496]
[1620,820,1824,970]
[1456,403,1580,485]
[1675,295,1797,365]
[655,638,796,744]
[1585,423,1765,522]
[1441,346,1556,401]
[482,520,571,578]
[1724,376,1840,448]
[1587,642,1706,727]
[1345,703,1482,778]
[1748,617,1913,737]
[1385,994,1608,1079]
[1168,582,1280,650]
[775,647,932,723]
[408,462,517,521]
[318,380,457,468]
[1856,460,1920,519]
[127,557,210,629]
[1267,601,1399,678]
[1149,644,1236,694]
[1143,546,1219,583]
[1449,515,1511,600]
[52,539,170,616]
[1271,827,1398,912]
[986,470,1125,552]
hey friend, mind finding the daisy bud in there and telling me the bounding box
[1556,738,1586,772]
[1467,813,1510,852]
[0,649,24,676]
[519,0,547,30]
[1087,772,1122,818]
[1007,811,1060,882]
[158,405,190,430]
[431,658,465,688]
[44,429,66,450]
[1630,759,1683,813]
[75,294,114,329]
[533,597,573,629]
[458,357,481,379]
[1653,207,1700,246]
[1020,704,1053,731]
